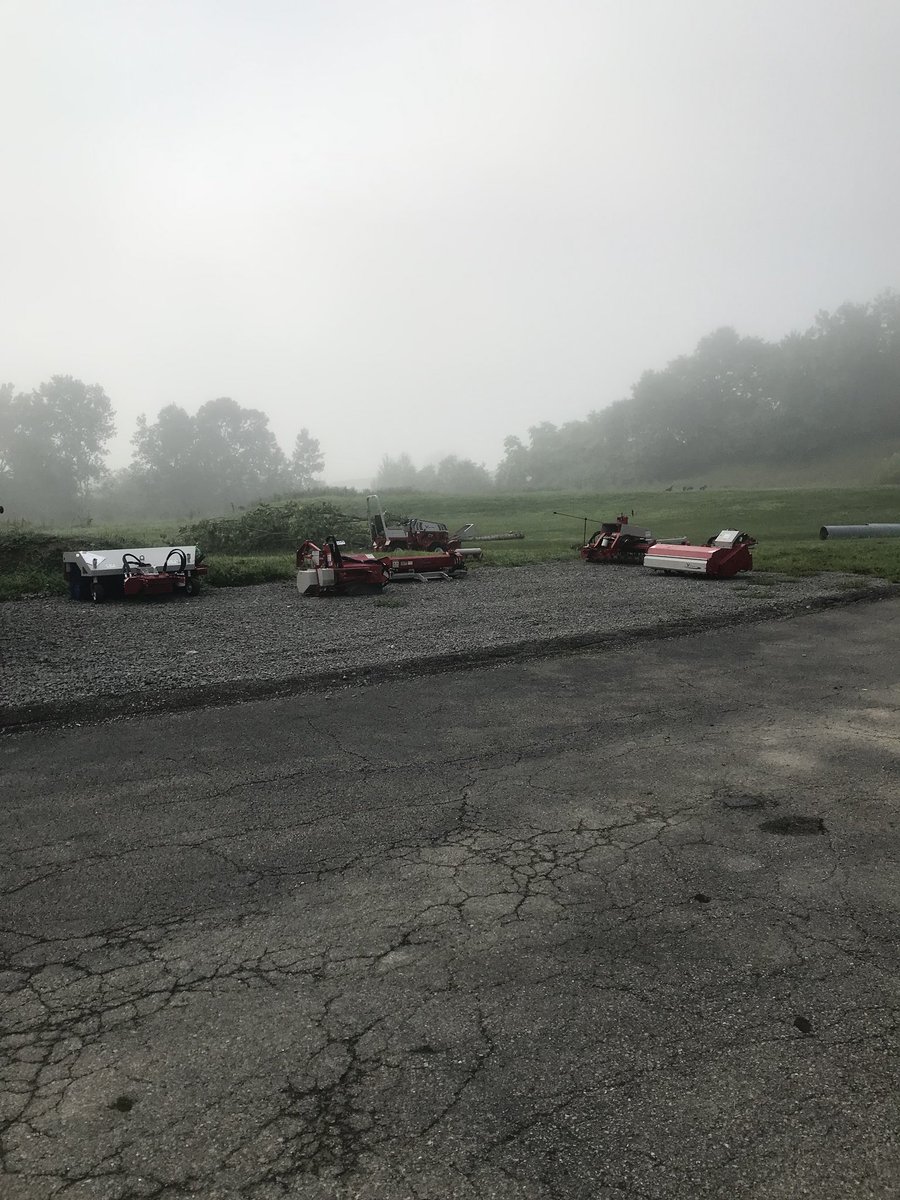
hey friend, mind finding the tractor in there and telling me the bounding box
[366,494,476,553]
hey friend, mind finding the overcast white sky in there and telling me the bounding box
[2,0,898,483]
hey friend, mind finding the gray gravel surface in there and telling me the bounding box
[0,562,894,722]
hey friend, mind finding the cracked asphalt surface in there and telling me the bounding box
[2,599,900,1198]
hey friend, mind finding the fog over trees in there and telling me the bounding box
[0,389,324,521]
[366,292,900,492]
[0,377,115,521]
[493,292,900,491]
[2,291,899,522]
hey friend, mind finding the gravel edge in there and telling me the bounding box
[3,580,897,733]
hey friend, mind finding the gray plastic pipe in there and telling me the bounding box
[819,523,900,539]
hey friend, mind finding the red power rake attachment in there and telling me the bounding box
[643,530,757,578]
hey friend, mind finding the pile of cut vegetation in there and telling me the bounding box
[179,499,367,554]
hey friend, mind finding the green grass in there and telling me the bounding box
[3,486,900,599]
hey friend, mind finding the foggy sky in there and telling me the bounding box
[2,0,898,484]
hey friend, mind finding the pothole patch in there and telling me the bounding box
[759,815,826,836]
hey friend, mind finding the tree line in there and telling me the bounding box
[371,452,494,494]
[492,291,900,490]
[4,290,898,521]
[0,384,323,521]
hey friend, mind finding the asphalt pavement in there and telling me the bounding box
[2,599,900,1198]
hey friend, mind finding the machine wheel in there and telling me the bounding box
[428,542,443,552]
[90,578,106,604]
[183,575,198,596]
[68,567,91,601]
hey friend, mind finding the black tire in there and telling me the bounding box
[184,575,198,596]
[68,567,90,601]
[90,578,106,604]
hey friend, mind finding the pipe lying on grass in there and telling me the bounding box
[819,523,900,540]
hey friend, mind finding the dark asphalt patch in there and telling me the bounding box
[759,815,827,836]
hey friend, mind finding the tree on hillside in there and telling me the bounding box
[432,455,494,493]
[132,398,290,514]
[495,435,531,489]
[371,451,494,492]
[291,428,324,490]
[194,398,287,507]
[0,383,14,485]
[494,289,900,488]
[372,453,420,489]
[0,376,115,519]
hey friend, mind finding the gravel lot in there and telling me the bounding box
[1,562,893,722]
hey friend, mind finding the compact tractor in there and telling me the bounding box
[63,546,207,602]
[296,538,470,597]
[366,494,478,554]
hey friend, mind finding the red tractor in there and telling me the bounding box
[367,494,475,553]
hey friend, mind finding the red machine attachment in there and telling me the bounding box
[62,546,207,602]
[121,550,207,597]
[580,513,658,565]
[388,549,469,582]
[296,538,392,596]
[295,539,470,596]
[643,530,756,578]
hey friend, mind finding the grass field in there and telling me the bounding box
[2,487,899,600]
